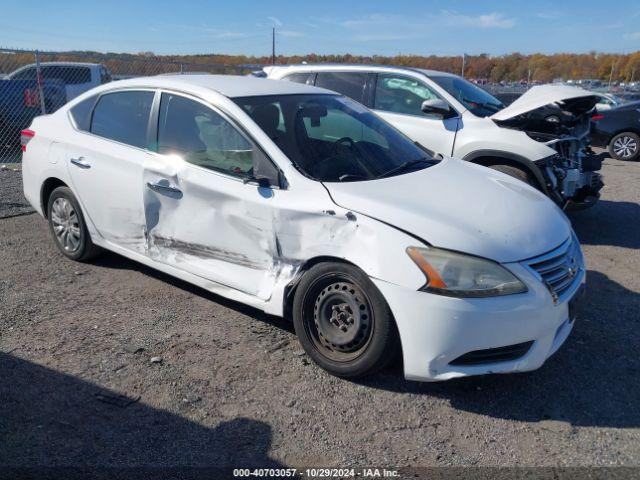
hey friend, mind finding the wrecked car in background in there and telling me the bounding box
[21,75,585,382]
[265,65,604,209]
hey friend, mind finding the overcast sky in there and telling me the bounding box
[1,0,639,56]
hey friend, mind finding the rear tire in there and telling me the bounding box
[292,262,399,378]
[47,186,101,262]
[488,164,538,188]
[609,132,639,161]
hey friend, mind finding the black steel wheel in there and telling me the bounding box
[292,262,399,378]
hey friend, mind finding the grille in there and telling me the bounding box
[526,237,582,300]
[450,341,534,366]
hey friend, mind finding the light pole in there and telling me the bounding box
[272,28,276,65]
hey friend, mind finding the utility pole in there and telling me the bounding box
[461,53,466,78]
[608,63,615,89]
[272,28,276,65]
[527,69,531,87]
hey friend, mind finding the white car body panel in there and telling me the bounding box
[22,75,584,381]
[326,158,570,263]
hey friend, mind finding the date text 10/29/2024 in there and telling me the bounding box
[233,468,400,478]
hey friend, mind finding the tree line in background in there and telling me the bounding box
[2,49,640,82]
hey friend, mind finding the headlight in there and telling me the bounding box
[406,246,527,297]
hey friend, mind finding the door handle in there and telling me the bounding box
[146,181,182,196]
[70,157,91,169]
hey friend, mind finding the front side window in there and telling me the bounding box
[429,74,504,117]
[374,74,441,116]
[100,67,112,84]
[315,72,368,104]
[90,90,154,148]
[157,93,257,177]
[235,94,438,182]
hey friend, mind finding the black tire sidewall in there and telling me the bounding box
[47,186,91,261]
[609,132,640,161]
[292,262,398,378]
[488,164,536,187]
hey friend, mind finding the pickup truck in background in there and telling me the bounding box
[1,62,111,155]
[0,78,66,152]
[5,62,112,101]
[6,62,111,101]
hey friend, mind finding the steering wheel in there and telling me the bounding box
[332,136,356,155]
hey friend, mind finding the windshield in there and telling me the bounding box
[234,94,438,182]
[430,75,504,117]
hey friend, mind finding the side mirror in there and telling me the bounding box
[421,99,454,118]
[246,151,282,188]
[243,175,272,188]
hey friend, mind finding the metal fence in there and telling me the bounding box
[0,47,263,163]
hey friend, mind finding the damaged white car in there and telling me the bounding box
[264,65,604,209]
[22,75,585,381]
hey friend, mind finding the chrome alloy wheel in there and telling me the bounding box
[613,135,638,158]
[50,197,81,253]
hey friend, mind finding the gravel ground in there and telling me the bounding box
[1,156,639,474]
[0,166,33,219]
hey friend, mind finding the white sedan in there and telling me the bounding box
[21,75,585,381]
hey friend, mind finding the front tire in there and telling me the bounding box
[47,186,101,261]
[609,132,639,161]
[488,164,538,188]
[292,262,399,378]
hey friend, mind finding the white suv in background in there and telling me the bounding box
[7,62,112,101]
[264,65,604,209]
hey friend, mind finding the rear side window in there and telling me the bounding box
[10,67,36,81]
[315,72,368,104]
[374,74,441,116]
[42,66,92,85]
[69,95,98,131]
[90,91,154,148]
[282,73,313,85]
[157,93,256,177]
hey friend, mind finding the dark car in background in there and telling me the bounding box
[590,101,640,161]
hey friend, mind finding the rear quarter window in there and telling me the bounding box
[69,95,98,131]
[282,72,313,85]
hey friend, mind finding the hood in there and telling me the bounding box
[325,159,571,263]
[490,84,598,121]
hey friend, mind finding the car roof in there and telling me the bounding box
[106,74,335,98]
[266,64,459,79]
[15,62,102,68]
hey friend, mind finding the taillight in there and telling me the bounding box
[20,129,35,152]
[591,114,604,121]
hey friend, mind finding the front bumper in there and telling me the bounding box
[373,260,585,382]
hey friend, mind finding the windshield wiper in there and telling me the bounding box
[376,158,433,179]
[338,173,368,182]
